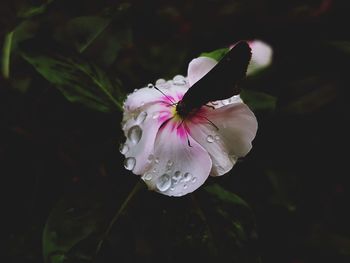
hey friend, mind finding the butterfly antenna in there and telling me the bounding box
[153,86,176,104]
[197,114,219,130]
[187,136,192,147]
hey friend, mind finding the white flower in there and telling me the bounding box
[120,54,258,197]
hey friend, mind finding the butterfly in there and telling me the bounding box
[176,41,252,118]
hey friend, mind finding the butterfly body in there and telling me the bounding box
[176,41,252,118]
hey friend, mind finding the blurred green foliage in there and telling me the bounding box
[1,0,350,263]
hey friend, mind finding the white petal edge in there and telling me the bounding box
[141,123,212,196]
[187,57,217,87]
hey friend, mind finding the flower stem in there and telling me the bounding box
[95,180,144,256]
[2,31,14,79]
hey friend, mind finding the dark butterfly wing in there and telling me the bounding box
[179,41,252,113]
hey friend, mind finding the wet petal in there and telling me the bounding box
[187,57,217,86]
[142,123,212,196]
[210,95,243,109]
[187,120,235,177]
[122,103,172,175]
[205,103,258,175]
[124,83,189,114]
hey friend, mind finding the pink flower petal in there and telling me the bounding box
[187,57,217,86]
[141,122,212,196]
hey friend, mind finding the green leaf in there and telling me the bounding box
[20,39,124,112]
[55,14,132,66]
[240,89,277,111]
[53,4,132,68]
[204,184,251,208]
[64,16,112,53]
[43,190,108,263]
[95,185,261,263]
[42,181,144,263]
[17,0,54,18]
[200,48,230,61]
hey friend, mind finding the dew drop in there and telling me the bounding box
[127,125,142,144]
[155,158,159,164]
[214,135,220,141]
[136,111,147,124]
[119,143,129,154]
[156,79,166,85]
[206,135,214,143]
[191,177,197,183]
[183,184,188,189]
[147,83,154,88]
[170,186,175,191]
[148,154,154,162]
[142,173,153,181]
[124,157,136,170]
[156,174,171,192]
[166,160,173,168]
[173,75,186,85]
[183,172,192,182]
[172,171,182,184]
[222,99,230,105]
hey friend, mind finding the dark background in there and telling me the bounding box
[1,0,350,263]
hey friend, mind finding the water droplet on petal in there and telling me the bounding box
[214,135,220,141]
[222,99,230,105]
[155,158,159,164]
[191,177,197,183]
[166,160,173,168]
[170,186,175,191]
[124,157,136,170]
[183,172,192,182]
[206,135,214,143]
[136,111,147,124]
[148,154,154,162]
[183,184,188,189]
[142,172,153,181]
[156,174,171,192]
[156,79,166,85]
[127,125,142,144]
[173,75,186,85]
[119,143,129,154]
[147,83,154,88]
[172,171,182,184]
